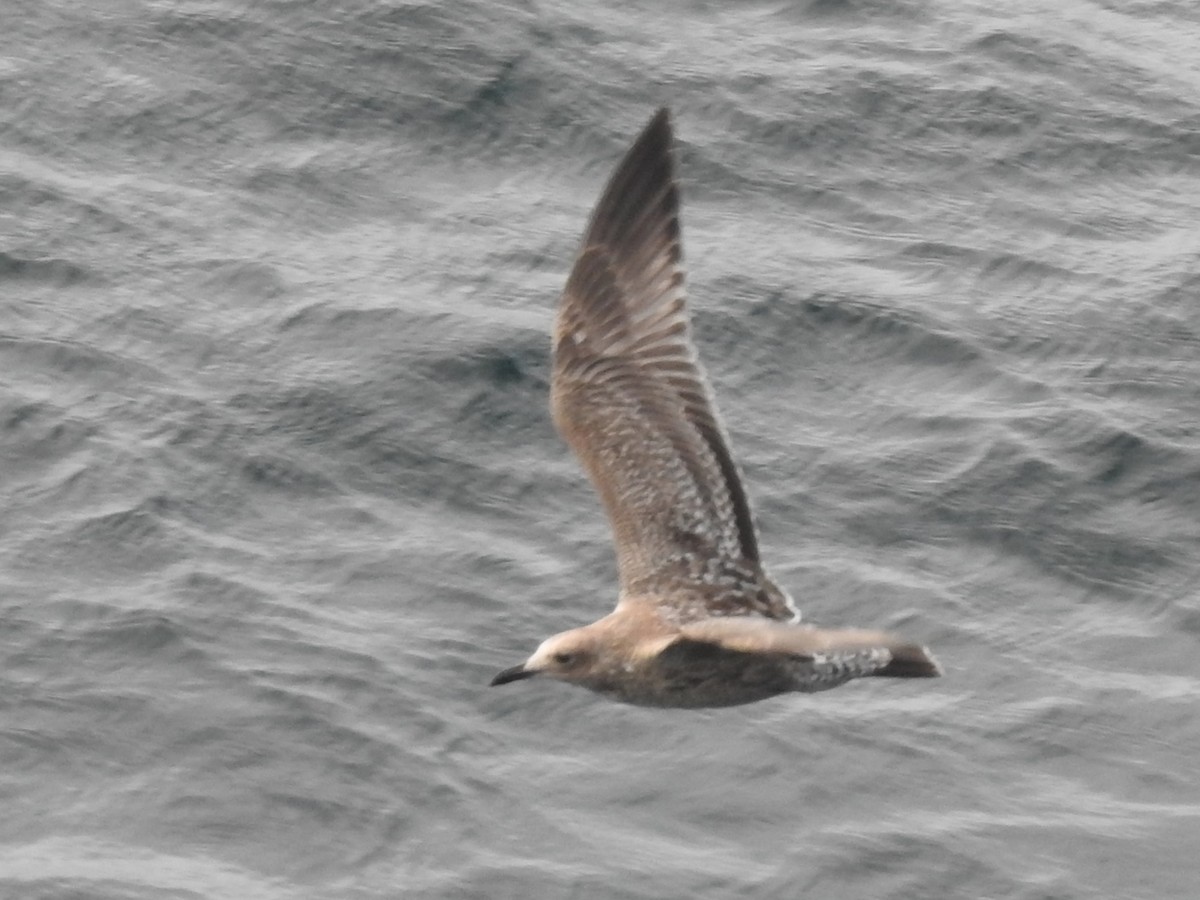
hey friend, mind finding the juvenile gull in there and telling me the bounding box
[491,108,940,708]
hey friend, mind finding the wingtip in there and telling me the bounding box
[618,107,673,165]
[575,105,681,256]
[629,106,674,159]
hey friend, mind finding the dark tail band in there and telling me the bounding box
[874,644,942,678]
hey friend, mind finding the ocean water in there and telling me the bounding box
[3,1,1200,897]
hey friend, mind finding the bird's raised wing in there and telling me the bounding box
[551,109,794,621]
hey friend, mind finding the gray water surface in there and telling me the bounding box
[3,2,1200,898]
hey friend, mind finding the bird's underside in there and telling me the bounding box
[490,108,940,708]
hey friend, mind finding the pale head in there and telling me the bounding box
[489,627,601,687]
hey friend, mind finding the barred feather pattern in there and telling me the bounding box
[552,109,796,623]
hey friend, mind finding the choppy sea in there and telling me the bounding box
[3,1,1200,898]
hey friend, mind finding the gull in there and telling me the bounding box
[491,108,940,708]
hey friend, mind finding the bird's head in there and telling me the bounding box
[490,627,600,687]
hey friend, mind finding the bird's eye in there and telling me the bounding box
[552,652,574,666]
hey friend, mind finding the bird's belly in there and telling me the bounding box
[588,661,856,709]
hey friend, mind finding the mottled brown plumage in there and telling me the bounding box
[491,109,940,708]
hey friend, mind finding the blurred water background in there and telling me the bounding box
[3,1,1200,897]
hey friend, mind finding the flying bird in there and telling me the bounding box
[491,108,940,707]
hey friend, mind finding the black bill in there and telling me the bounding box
[490,664,538,686]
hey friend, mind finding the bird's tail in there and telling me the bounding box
[871,642,941,678]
